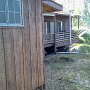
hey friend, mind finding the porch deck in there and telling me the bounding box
[44,31,79,48]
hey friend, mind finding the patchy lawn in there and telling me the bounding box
[45,54,90,90]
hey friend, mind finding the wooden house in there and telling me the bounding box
[43,13,79,53]
[0,0,63,90]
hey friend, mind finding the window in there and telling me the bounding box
[44,21,54,34]
[50,22,54,33]
[44,22,47,34]
[0,0,23,26]
[58,21,63,32]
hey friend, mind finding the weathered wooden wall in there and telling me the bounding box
[56,15,70,32]
[44,15,70,32]
[44,16,55,22]
[0,0,44,90]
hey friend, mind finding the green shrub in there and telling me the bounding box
[79,37,85,43]
[79,44,90,53]
[82,33,90,44]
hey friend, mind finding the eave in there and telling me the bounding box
[43,0,63,12]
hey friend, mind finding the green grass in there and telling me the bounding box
[45,54,90,90]
[47,53,90,60]
[79,44,90,53]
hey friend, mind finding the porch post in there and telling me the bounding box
[54,14,57,53]
[77,16,79,29]
[69,15,72,45]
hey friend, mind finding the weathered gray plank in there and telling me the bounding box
[0,29,6,90]
[18,29,25,90]
[29,0,38,89]
[0,0,44,90]
[23,0,32,90]
[13,29,24,90]
[3,29,17,90]
[36,0,44,88]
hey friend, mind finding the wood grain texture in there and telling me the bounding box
[13,29,24,90]
[0,0,44,90]
[22,0,32,90]
[36,0,44,87]
[0,29,6,90]
[3,29,17,90]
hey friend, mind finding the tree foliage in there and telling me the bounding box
[83,0,90,27]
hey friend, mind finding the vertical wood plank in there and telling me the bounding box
[13,29,24,90]
[28,0,38,89]
[19,29,25,90]
[54,16,57,53]
[23,0,32,90]
[3,29,17,90]
[0,0,44,90]
[36,0,44,88]
[0,29,6,90]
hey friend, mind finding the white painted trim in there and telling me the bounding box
[58,21,63,32]
[0,23,24,27]
[69,15,72,45]
[43,13,55,16]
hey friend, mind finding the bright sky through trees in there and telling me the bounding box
[54,0,90,28]
[55,0,84,15]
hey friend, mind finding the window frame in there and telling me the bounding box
[44,22,48,34]
[44,21,55,34]
[58,21,63,32]
[0,0,24,27]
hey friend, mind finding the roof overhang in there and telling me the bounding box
[43,0,63,12]
[43,12,70,17]
[43,13,55,16]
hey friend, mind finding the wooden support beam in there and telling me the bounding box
[78,16,79,29]
[54,15,57,53]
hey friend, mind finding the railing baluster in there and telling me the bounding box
[44,30,79,48]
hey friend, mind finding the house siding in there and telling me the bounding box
[0,0,44,90]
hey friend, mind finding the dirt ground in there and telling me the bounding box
[44,54,90,90]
